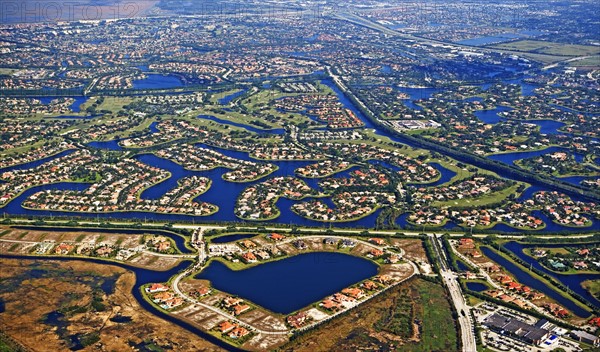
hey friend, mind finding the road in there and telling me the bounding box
[5,217,599,241]
[430,234,477,352]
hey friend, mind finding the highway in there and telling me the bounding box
[430,234,477,352]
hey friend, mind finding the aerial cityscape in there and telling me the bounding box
[0,0,599,351]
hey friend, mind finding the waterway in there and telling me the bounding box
[196,252,378,314]
[210,234,256,243]
[218,89,248,105]
[480,247,592,318]
[488,146,585,165]
[5,76,598,232]
[503,241,600,309]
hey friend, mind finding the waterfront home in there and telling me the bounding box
[507,282,522,291]
[362,280,378,291]
[219,321,236,334]
[532,249,547,257]
[54,243,74,255]
[588,317,600,328]
[323,238,337,245]
[293,240,307,250]
[374,275,394,285]
[548,259,567,270]
[153,291,175,303]
[287,312,308,329]
[223,297,244,308]
[154,240,171,253]
[229,326,250,339]
[240,240,257,249]
[369,238,385,246]
[469,250,482,258]
[268,233,285,241]
[242,252,257,263]
[254,250,270,260]
[496,275,513,284]
[194,287,211,297]
[385,254,401,264]
[95,246,114,257]
[368,249,384,258]
[544,303,569,318]
[333,293,354,303]
[458,238,475,249]
[577,248,590,257]
[573,261,588,270]
[320,299,341,311]
[485,290,502,298]
[340,239,356,248]
[164,297,184,309]
[146,283,169,293]
[341,287,364,299]
[234,304,251,316]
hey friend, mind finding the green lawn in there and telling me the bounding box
[432,183,521,208]
[490,40,600,57]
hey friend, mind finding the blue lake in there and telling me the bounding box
[474,106,513,124]
[457,33,521,46]
[148,121,160,134]
[87,139,124,150]
[396,86,444,111]
[218,89,248,104]
[481,247,592,318]
[525,119,566,135]
[503,242,600,309]
[456,259,470,272]
[466,282,489,292]
[504,78,538,96]
[132,74,184,90]
[37,96,89,113]
[196,252,378,314]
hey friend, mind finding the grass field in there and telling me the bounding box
[569,56,600,67]
[0,68,18,76]
[432,183,521,208]
[582,280,600,300]
[280,277,458,352]
[490,40,600,57]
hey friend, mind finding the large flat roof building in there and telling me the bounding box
[484,313,551,346]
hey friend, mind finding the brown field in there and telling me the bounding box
[0,258,223,352]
